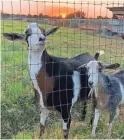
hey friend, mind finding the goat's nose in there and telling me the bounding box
[39,37,45,41]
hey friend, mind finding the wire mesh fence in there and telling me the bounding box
[1,0,124,139]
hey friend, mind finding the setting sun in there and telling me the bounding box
[61,14,66,18]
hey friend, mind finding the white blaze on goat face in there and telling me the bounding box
[26,23,46,51]
[87,61,99,87]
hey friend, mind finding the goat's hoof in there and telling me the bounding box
[63,129,69,139]
[39,136,42,140]
[107,134,111,138]
[91,134,96,137]
[64,135,68,139]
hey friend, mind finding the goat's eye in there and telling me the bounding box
[39,37,45,41]
[25,28,32,39]
[99,68,102,72]
[24,29,32,45]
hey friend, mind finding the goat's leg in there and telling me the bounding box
[91,108,101,137]
[81,102,87,121]
[108,108,119,138]
[114,108,120,120]
[107,122,113,138]
[90,103,96,126]
[39,108,49,139]
[108,92,120,138]
[90,89,97,126]
[62,115,71,139]
[61,105,72,139]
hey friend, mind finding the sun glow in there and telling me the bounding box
[61,14,66,18]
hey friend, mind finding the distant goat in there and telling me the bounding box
[80,60,123,137]
[3,23,102,139]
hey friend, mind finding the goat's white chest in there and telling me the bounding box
[28,51,45,107]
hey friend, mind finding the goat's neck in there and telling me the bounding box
[95,72,110,109]
[28,49,47,78]
[97,72,110,94]
[98,72,106,85]
[99,72,110,84]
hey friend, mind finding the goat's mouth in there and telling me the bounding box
[88,83,93,88]
[39,42,46,45]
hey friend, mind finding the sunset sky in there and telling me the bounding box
[0,0,124,18]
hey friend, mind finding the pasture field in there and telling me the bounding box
[1,20,124,139]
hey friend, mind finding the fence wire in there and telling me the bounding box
[1,0,124,139]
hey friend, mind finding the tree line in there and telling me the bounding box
[1,11,112,19]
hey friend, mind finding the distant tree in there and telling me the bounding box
[43,14,50,18]
[97,16,109,19]
[22,14,26,17]
[97,16,104,19]
[104,16,109,19]
[1,12,10,18]
[33,15,38,18]
[39,13,43,17]
[66,10,86,19]
[15,14,20,17]
[27,14,32,18]
[57,15,62,19]
[75,10,86,18]
[66,13,74,19]
[1,11,4,17]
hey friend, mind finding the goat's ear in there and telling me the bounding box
[94,50,104,60]
[94,52,100,60]
[103,63,120,69]
[3,33,25,41]
[45,26,59,36]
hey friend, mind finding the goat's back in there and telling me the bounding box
[113,70,124,84]
[68,53,95,69]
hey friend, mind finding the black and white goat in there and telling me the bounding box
[80,60,123,137]
[3,23,101,139]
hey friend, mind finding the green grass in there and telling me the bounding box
[1,20,124,139]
